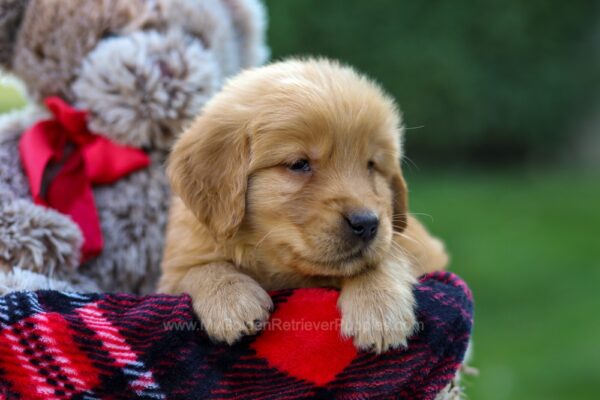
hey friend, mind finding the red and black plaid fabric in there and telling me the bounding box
[0,271,473,399]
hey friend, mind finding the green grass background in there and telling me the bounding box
[2,73,599,398]
[408,169,600,399]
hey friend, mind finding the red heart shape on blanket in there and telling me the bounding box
[251,288,357,386]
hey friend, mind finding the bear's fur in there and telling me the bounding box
[0,0,268,294]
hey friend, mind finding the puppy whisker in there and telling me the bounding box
[381,245,416,268]
[407,212,434,222]
[392,231,425,248]
[388,240,419,265]
[404,125,425,131]
[254,224,287,250]
[393,212,433,222]
[401,155,419,171]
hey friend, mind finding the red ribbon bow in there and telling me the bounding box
[19,97,151,263]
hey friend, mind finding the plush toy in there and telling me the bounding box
[0,0,268,294]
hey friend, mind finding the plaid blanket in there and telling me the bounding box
[0,271,472,400]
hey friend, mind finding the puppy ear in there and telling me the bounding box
[0,0,29,69]
[167,115,249,240]
[391,171,409,232]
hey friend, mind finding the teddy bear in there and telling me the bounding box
[0,0,268,294]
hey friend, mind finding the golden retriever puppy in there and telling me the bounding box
[159,58,448,353]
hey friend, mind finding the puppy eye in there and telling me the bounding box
[367,160,375,171]
[288,159,311,172]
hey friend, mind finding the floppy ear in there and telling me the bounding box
[167,114,249,240]
[0,0,29,69]
[391,169,409,233]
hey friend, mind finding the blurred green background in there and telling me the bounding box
[266,0,600,165]
[1,0,599,398]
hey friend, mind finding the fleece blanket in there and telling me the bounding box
[0,271,472,400]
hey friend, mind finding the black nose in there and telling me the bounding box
[345,211,379,243]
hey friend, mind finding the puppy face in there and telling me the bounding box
[168,59,408,278]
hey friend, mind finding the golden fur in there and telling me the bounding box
[159,59,448,352]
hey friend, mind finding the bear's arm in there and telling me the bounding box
[0,105,83,282]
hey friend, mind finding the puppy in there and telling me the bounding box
[159,58,448,353]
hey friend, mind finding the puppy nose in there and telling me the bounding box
[345,211,379,243]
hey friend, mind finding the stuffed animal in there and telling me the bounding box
[0,0,268,294]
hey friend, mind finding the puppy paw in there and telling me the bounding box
[338,282,417,353]
[193,275,273,345]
